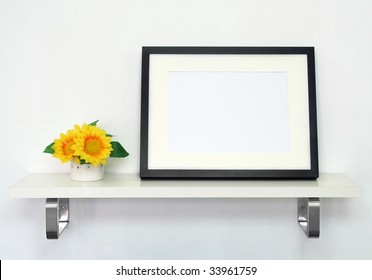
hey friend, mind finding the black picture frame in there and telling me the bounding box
[140,47,318,179]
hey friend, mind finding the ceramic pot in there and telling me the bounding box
[70,161,104,181]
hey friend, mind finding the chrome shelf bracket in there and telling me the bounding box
[43,197,319,239]
[46,198,69,239]
[298,198,320,238]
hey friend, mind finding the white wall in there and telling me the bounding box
[1,0,372,259]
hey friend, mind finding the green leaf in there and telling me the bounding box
[79,158,86,165]
[106,134,113,137]
[89,120,99,126]
[110,141,129,158]
[43,142,55,154]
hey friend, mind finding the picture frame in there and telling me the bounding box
[140,47,318,179]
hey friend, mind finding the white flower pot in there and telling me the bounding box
[70,161,104,182]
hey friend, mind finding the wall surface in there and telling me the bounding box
[1,0,372,259]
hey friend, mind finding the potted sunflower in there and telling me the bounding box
[44,121,129,181]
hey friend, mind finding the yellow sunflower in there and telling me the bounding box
[72,124,113,166]
[52,129,77,163]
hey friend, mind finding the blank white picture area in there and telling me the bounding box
[168,71,290,153]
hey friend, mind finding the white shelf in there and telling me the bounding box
[9,173,362,199]
[9,173,363,239]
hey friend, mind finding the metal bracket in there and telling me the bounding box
[298,198,320,238]
[46,198,69,239]
[43,198,319,239]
